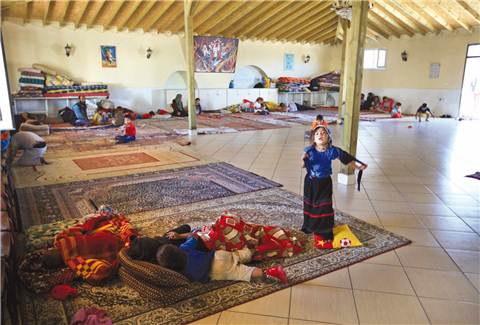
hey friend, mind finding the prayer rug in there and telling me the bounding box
[73,152,159,171]
[18,188,411,325]
[16,162,281,227]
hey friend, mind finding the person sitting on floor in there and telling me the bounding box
[172,94,188,117]
[195,98,202,115]
[380,96,394,113]
[71,95,89,126]
[92,108,109,125]
[416,103,434,122]
[156,240,288,284]
[311,114,328,130]
[97,96,115,110]
[254,97,269,115]
[391,102,402,118]
[361,92,374,110]
[370,96,381,111]
[115,115,136,144]
[9,130,49,166]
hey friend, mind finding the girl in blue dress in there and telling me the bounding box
[302,125,367,249]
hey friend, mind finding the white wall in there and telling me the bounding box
[329,29,480,116]
[2,20,335,112]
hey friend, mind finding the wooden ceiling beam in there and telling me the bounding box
[247,1,308,39]
[59,0,73,27]
[25,0,33,24]
[297,19,338,43]
[367,18,390,39]
[456,0,480,24]
[75,0,91,28]
[126,1,157,31]
[150,1,183,33]
[261,1,330,40]
[236,1,295,37]
[369,10,401,38]
[191,1,229,31]
[196,1,246,35]
[305,25,338,43]
[309,29,337,44]
[170,0,210,33]
[220,1,277,36]
[405,0,449,31]
[117,1,144,31]
[372,2,416,36]
[413,0,454,31]
[201,1,263,36]
[385,0,435,33]
[436,3,472,31]
[88,0,108,29]
[43,0,53,26]
[267,3,332,40]
[104,1,129,30]
[288,13,337,42]
[141,1,176,32]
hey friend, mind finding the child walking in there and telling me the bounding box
[302,125,367,249]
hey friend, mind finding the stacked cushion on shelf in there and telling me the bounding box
[44,91,109,98]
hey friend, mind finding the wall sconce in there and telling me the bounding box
[303,54,311,64]
[401,50,408,62]
[65,43,72,57]
[146,47,152,59]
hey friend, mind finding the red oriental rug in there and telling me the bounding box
[73,152,159,171]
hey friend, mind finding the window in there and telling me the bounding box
[363,48,387,69]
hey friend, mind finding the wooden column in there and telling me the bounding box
[340,0,369,176]
[337,18,348,121]
[184,0,196,130]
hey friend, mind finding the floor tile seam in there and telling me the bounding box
[225,310,289,320]
[456,216,480,236]
[246,132,275,171]
[271,127,296,181]
[347,266,361,324]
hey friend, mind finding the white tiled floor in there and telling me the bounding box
[186,118,480,324]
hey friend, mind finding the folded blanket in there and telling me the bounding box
[20,71,45,78]
[18,68,42,74]
[19,77,45,84]
[19,82,44,89]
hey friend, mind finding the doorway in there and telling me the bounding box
[459,44,480,119]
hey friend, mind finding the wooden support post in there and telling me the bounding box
[184,0,196,131]
[337,18,348,123]
[340,0,369,179]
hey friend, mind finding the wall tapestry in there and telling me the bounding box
[194,36,239,73]
[101,46,117,68]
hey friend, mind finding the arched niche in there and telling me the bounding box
[231,65,267,89]
[164,71,198,89]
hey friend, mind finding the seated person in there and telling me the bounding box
[115,115,136,144]
[156,240,287,284]
[195,98,202,115]
[391,102,402,118]
[20,112,42,125]
[92,109,109,125]
[172,94,188,117]
[294,102,315,111]
[97,96,115,110]
[380,96,394,112]
[416,103,434,122]
[361,92,374,111]
[254,97,269,115]
[370,96,381,111]
[71,95,89,126]
[360,93,365,109]
[9,130,49,166]
[311,114,328,130]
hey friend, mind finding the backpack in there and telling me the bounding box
[58,107,76,124]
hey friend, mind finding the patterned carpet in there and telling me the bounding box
[18,188,411,325]
[73,152,159,170]
[16,162,281,227]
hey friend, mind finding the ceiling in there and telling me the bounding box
[1,0,480,44]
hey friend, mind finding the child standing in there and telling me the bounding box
[115,116,136,144]
[302,125,367,249]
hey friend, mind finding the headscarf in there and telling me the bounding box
[174,94,184,112]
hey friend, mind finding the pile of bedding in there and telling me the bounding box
[14,68,45,97]
[276,77,310,93]
[44,84,109,97]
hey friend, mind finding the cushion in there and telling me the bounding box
[19,123,50,136]
[118,248,191,305]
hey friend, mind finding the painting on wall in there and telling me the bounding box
[194,36,239,73]
[101,46,117,68]
[284,53,294,71]
[429,63,440,79]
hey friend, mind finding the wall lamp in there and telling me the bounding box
[146,47,153,59]
[65,43,72,57]
[401,50,408,62]
[303,54,311,63]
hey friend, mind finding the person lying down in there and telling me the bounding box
[128,213,305,284]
